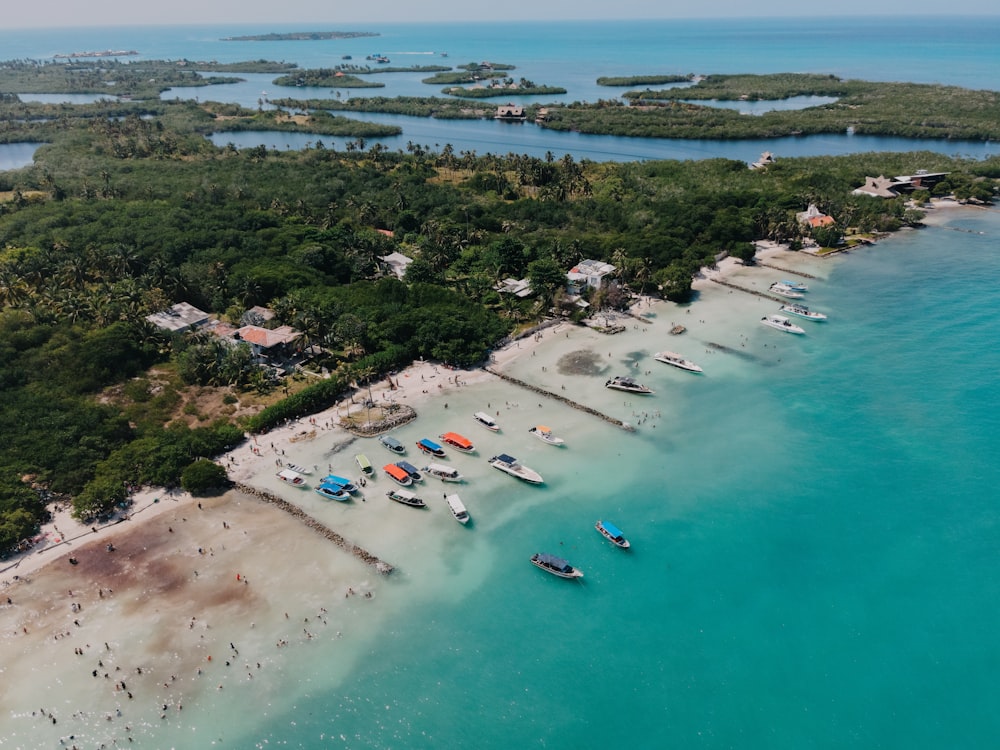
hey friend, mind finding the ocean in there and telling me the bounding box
[3,18,1000,749]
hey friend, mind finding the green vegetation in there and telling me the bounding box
[269,95,491,119]
[422,71,507,85]
[222,31,378,41]
[456,62,516,72]
[0,64,998,546]
[272,70,385,89]
[442,78,567,98]
[180,459,231,495]
[597,74,693,87]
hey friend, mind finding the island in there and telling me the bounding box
[221,31,378,42]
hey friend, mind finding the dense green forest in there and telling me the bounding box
[0,71,998,551]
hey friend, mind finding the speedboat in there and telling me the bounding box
[489,454,544,484]
[605,376,654,395]
[424,462,463,482]
[383,463,412,486]
[416,438,446,458]
[277,469,308,488]
[530,553,583,579]
[654,350,704,373]
[779,303,827,321]
[760,314,805,334]
[355,454,373,477]
[315,483,351,502]
[285,462,312,475]
[444,493,470,524]
[439,431,475,453]
[320,474,357,493]
[473,411,500,431]
[595,520,630,549]
[769,283,805,299]
[386,488,425,508]
[396,461,424,482]
[781,279,809,292]
[529,425,565,446]
[379,435,405,454]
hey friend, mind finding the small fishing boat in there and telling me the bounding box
[761,314,806,334]
[386,488,425,508]
[315,483,351,502]
[769,282,806,299]
[416,438,446,458]
[529,425,565,446]
[781,279,809,292]
[424,462,463,482]
[396,461,424,482]
[355,454,373,477]
[320,474,358,493]
[654,350,704,373]
[779,303,828,321]
[383,463,412,486]
[444,493,470,524]
[379,435,405,454]
[276,469,308,488]
[489,454,544,484]
[605,376,654,394]
[473,411,500,431]
[595,520,630,549]
[284,463,312,475]
[530,553,583,579]
[439,431,475,453]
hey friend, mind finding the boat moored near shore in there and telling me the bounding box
[489,453,544,484]
[444,493,470,524]
[595,520,630,549]
[761,314,806,334]
[320,474,358,493]
[424,462,463,482]
[474,411,500,431]
[416,438,446,458]
[779,303,828,321]
[383,463,412,486]
[386,488,425,507]
[530,553,583,579]
[769,282,806,299]
[379,435,405,454]
[356,454,374,477]
[529,425,566,446]
[654,350,704,373]
[396,461,424,482]
[605,376,654,394]
[315,483,351,502]
[277,469,308,488]
[439,431,475,452]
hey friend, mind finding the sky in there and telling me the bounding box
[4,0,997,29]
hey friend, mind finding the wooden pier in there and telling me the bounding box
[754,261,818,279]
[484,368,635,432]
[234,482,394,575]
[707,277,786,303]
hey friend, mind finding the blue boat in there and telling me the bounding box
[595,520,630,549]
[395,461,424,482]
[315,483,351,502]
[321,474,358,493]
[416,438,446,458]
[780,279,809,292]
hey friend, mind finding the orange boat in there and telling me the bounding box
[439,431,475,453]
[383,463,412,486]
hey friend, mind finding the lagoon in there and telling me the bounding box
[0,142,44,171]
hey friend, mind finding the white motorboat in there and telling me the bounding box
[779,303,828,321]
[769,283,805,299]
[424,462,463,482]
[473,411,500,431]
[654,350,704,373]
[760,314,805,334]
[284,463,312,475]
[530,553,583,579]
[444,493,470,524]
[529,425,565,446]
[488,453,544,484]
[277,468,308,488]
[781,279,809,292]
[386,488,425,507]
[605,376,654,394]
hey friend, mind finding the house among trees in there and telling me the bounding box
[231,324,302,364]
[566,259,616,295]
[796,204,835,229]
[496,277,534,298]
[380,251,413,279]
[750,151,776,170]
[852,170,949,198]
[146,301,211,333]
[494,103,526,121]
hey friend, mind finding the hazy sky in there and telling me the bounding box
[6,0,997,29]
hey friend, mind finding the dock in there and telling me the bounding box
[234,482,394,574]
[484,368,635,431]
[707,276,787,303]
[754,261,818,279]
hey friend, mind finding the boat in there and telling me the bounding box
[284,463,312,475]
[355,454,374,477]
[530,553,583,579]
[444,493,470,524]
[386,488,425,508]
[276,469,308,488]
[395,461,424,482]
[424,462,463,482]
[781,279,809,292]
[760,314,806,334]
[528,425,565,446]
[595,520,630,549]
[320,474,357,493]
[605,376,654,395]
[654,350,704,373]
[769,282,806,299]
[379,435,405,454]
[779,303,828,321]
[315,483,351,502]
[416,438,446,458]
[473,411,500,432]
[439,431,475,453]
[383,464,412,486]
[488,454,544,484]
